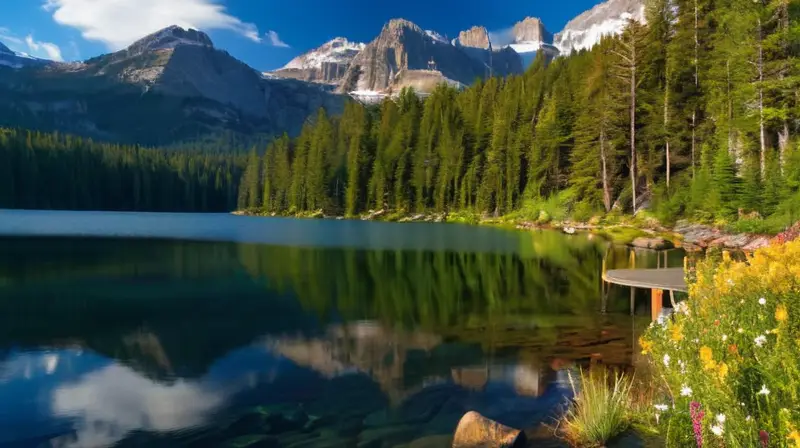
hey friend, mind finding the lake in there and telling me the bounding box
[0,210,685,447]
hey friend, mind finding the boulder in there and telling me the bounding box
[709,234,750,249]
[452,411,526,448]
[630,237,674,250]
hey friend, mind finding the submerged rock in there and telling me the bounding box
[452,411,526,448]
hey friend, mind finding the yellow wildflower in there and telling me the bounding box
[776,304,789,322]
[788,430,800,448]
[700,346,715,370]
[639,337,653,355]
[717,362,729,381]
[670,324,684,343]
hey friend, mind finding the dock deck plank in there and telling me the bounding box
[603,268,688,292]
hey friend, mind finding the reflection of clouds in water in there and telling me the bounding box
[52,364,224,448]
[0,351,66,383]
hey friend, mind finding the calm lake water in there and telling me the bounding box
[0,210,684,448]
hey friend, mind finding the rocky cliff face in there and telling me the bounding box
[0,26,344,145]
[271,37,365,85]
[554,0,646,54]
[455,26,492,50]
[512,17,552,44]
[340,19,522,95]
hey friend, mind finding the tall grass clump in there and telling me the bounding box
[559,368,637,447]
[641,239,800,446]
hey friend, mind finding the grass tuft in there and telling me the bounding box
[559,368,636,447]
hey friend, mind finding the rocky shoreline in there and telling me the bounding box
[233,209,780,252]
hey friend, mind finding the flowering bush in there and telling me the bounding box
[641,240,800,447]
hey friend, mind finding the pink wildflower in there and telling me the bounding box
[690,401,705,447]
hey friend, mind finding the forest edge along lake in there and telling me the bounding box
[0,210,683,447]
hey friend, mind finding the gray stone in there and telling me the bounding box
[452,411,526,448]
[743,236,770,251]
[630,237,674,250]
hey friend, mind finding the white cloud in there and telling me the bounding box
[266,30,289,48]
[25,34,64,61]
[52,364,226,447]
[0,27,63,61]
[42,0,261,51]
[0,27,24,46]
[488,27,515,47]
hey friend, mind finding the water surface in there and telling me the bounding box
[0,211,682,447]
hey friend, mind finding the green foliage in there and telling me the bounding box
[0,128,242,212]
[560,368,638,447]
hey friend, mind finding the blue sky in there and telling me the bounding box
[1,0,603,71]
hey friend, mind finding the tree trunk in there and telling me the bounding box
[664,76,670,189]
[601,129,611,212]
[779,121,789,173]
[758,17,766,178]
[631,41,637,213]
[692,0,699,176]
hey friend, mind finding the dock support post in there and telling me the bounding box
[651,288,664,322]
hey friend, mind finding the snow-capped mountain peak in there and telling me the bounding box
[425,30,449,45]
[554,0,646,55]
[0,40,51,69]
[282,37,365,70]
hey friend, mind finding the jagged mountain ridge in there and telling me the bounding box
[271,37,365,85]
[337,19,523,96]
[554,0,646,54]
[272,0,644,98]
[0,26,343,146]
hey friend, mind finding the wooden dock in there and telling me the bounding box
[603,267,688,321]
[603,268,688,293]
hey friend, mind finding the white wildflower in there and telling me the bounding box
[654,404,669,412]
[678,360,687,374]
[746,415,752,422]
[663,354,671,367]
[680,385,693,397]
[722,334,728,342]
[738,328,744,333]
[758,385,770,396]
[675,301,690,315]
[754,335,767,347]
[711,424,724,436]
[716,414,726,424]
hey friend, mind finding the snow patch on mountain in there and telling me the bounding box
[425,30,449,44]
[282,38,365,70]
[554,0,646,55]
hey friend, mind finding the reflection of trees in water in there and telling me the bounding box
[237,232,608,328]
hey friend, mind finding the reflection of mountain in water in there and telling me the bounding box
[0,233,672,447]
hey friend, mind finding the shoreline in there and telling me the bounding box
[232,209,777,252]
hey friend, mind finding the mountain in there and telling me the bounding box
[554,0,646,55]
[0,41,51,69]
[506,17,560,68]
[0,26,344,146]
[338,19,522,96]
[271,37,365,85]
